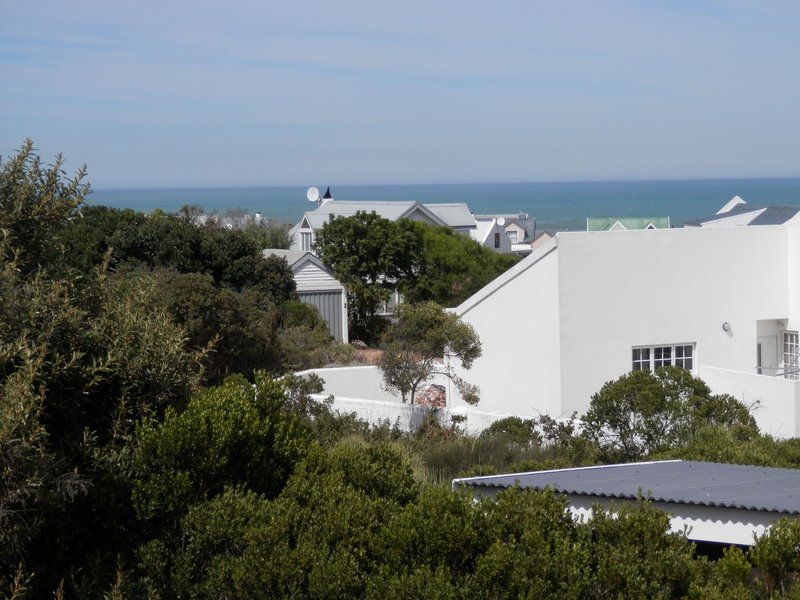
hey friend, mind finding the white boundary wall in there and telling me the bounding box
[295,365,533,433]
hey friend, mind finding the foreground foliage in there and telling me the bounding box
[4,141,800,598]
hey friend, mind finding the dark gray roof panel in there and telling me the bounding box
[749,206,800,226]
[453,460,800,515]
[682,204,762,225]
[683,204,800,226]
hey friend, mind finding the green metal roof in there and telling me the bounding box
[586,216,671,231]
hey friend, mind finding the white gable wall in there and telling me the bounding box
[556,226,789,416]
[294,261,344,293]
[450,246,561,417]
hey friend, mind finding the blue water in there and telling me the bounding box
[90,178,800,232]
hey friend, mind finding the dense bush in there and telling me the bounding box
[6,142,800,598]
[583,366,757,461]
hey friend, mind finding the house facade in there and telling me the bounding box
[475,212,536,255]
[470,217,512,253]
[448,201,800,437]
[289,199,477,252]
[264,249,349,343]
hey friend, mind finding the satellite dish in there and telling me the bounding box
[496,217,506,227]
[306,187,320,203]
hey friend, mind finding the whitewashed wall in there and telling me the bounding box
[556,226,789,416]
[699,365,800,437]
[295,365,533,434]
[450,241,562,417]
[451,224,792,426]
[787,214,800,334]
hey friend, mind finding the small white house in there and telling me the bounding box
[448,199,800,436]
[264,249,348,343]
[454,460,800,546]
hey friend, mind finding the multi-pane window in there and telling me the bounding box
[653,346,672,369]
[507,230,518,243]
[674,345,694,370]
[632,347,652,372]
[301,231,312,252]
[632,344,694,372]
[784,331,799,380]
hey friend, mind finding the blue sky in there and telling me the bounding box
[1,1,799,188]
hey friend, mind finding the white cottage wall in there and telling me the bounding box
[556,226,789,416]
[787,214,800,333]
[451,244,562,417]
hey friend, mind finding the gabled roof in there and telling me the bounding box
[296,200,476,230]
[299,200,449,229]
[684,200,800,227]
[474,213,535,241]
[471,219,500,245]
[424,203,477,228]
[262,249,332,274]
[453,460,800,515]
[586,216,671,231]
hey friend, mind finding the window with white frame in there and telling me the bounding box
[507,230,518,243]
[784,331,799,380]
[632,344,694,372]
[301,231,312,252]
[632,347,651,372]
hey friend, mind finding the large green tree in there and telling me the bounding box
[405,222,519,307]
[58,205,297,303]
[313,211,424,339]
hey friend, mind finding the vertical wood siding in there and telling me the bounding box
[299,291,344,341]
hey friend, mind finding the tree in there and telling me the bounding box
[377,302,482,405]
[582,366,757,462]
[147,269,283,383]
[404,223,518,307]
[313,212,424,339]
[0,139,90,272]
[58,205,297,303]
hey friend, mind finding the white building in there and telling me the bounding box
[448,199,800,437]
[474,212,537,255]
[264,249,348,343]
[289,199,477,252]
[470,217,512,253]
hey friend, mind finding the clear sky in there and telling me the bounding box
[1,1,799,188]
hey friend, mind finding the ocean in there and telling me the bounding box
[90,178,800,232]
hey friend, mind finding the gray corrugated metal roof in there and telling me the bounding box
[302,201,419,229]
[299,200,475,229]
[453,460,800,514]
[424,203,477,228]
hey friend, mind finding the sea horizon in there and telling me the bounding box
[90,176,800,232]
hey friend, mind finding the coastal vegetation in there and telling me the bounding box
[3,142,800,598]
[313,211,517,341]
